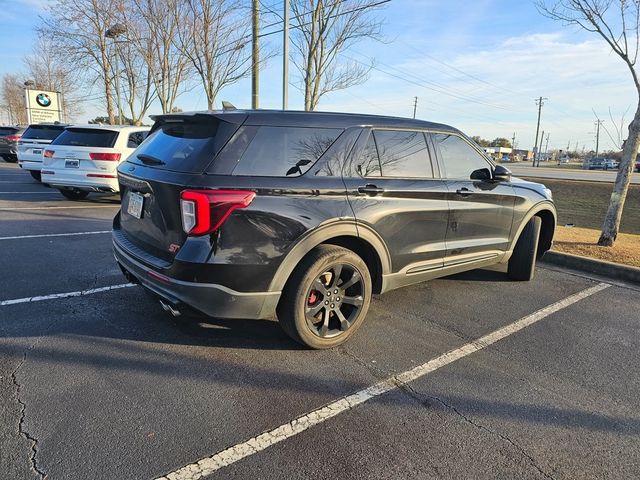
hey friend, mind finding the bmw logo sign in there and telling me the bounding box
[36,93,52,108]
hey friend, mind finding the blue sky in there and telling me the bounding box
[0,0,635,151]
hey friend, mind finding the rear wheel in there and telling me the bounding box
[277,245,372,349]
[59,188,89,201]
[4,155,17,163]
[508,216,541,281]
[29,170,41,182]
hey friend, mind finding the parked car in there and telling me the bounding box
[112,110,556,349]
[17,123,68,181]
[587,157,607,170]
[0,126,26,162]
[41,125,150,200]
[603,158,619,170]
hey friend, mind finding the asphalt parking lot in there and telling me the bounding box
[1,160,639,480]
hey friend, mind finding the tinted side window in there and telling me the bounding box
[232,126,342,177]
[52,128,118,148]
[374,130,432,178]
[127,131,147,148]
[432,133,490,179]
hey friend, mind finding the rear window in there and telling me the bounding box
[0,128,19,136]
[231,126,342,177]
[22,125,66,141]
[128,119,237,173]
[52,128,118,148]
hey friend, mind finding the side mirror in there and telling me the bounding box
[470,167,491,181]
[493,164,512,182]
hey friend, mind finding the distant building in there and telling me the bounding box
[512,149,533,161]
[483,146,512,161]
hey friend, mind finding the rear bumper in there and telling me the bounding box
[0,144,17,155]
[113,234,281,320]
[18,160,43,171]
[42,170,119,192]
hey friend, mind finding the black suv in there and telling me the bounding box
[113,111,556,349]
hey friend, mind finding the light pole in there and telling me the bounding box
[106,24,127,125]
[282,0,289,110]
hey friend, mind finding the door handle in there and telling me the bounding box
[358,184,384,196]
[456,187,472,196]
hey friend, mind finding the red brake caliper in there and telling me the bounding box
[308,291,318,305]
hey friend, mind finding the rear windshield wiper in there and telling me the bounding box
[137,153,166,166]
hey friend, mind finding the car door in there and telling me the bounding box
[343,128,449,279]
[429,132,515,265]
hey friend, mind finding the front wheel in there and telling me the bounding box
[29,170,41,182]
[59,188,89,201]
[508,216,541,281]
[277,245,372,349]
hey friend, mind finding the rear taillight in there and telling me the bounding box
[43,150,54,158]
[180,190,256,235]
[89,152,121,161]
[5,135,21,141]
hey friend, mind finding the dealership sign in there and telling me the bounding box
[24,89,63,123]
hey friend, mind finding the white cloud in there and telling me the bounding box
[328,30,635,151]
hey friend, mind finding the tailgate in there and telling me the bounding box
[118,172,189,263]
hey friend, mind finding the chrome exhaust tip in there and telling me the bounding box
[159,300,181,317]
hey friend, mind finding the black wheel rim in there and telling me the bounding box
[304,263,365,339]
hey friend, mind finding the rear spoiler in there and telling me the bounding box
[149,111,248,126]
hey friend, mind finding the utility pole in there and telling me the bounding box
[252,0,260,109]
[412,97,418,119]
[282,0,289,110]
[566,140,570,152]
[533,96,547,166]
[594,119,604,157]
[511,132,516,149]
[544,133,550,159]
[537,129,545,167]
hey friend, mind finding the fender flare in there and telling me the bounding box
[268,220,392,292]
[507,201,557,254]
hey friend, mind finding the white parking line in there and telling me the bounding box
[0,205,119,211]
[157,282,611,480]
[0,230,110,241]
[0,283,135,306]
[0,191,60,194]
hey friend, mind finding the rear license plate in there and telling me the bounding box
[65,159,79,168]
[127,191,144,219]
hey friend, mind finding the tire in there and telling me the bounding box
[4,155,17,163]
[59,188,89,201]
[277,245,372,349]
[29,170,41,182]
[508,216,542,281]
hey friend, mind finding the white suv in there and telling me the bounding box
[17,123,68,182]
[42,125,150,200]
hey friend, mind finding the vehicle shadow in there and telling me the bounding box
[442,269,511,282]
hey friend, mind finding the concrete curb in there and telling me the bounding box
[542,250,640,285]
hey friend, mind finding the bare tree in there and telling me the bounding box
[0,74,28,124]
[129,0,191,113]
[290,0,384,111]
[537,0,640,246]
[23,36,84,120]
[175,0,252,109]
[608,105,631,149]
[107,7,156,125]
[38,0,121,124]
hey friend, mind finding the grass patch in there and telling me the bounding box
[553,226,640,268]
[523,177,640,234]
